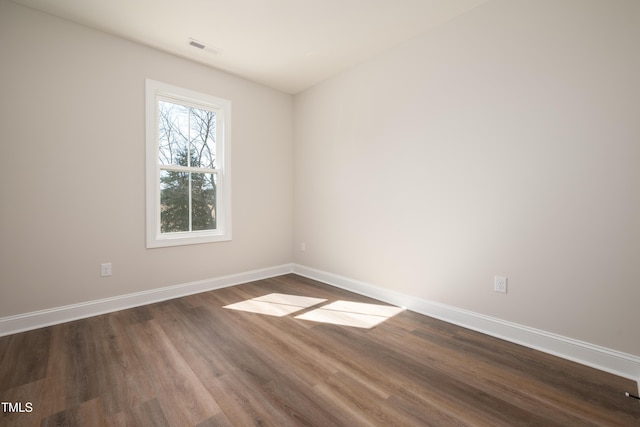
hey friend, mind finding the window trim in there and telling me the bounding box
[145,79,231,248]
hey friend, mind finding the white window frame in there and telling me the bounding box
[145,79,231,248]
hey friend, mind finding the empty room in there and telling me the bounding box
[1,0,639,425]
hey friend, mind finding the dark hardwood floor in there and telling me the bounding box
[1,274,639,426]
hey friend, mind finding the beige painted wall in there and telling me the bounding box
[294,0,640,356]
[0,0,293,316]
[1,0,638,359]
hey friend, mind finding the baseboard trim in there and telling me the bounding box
[0,264,294,337]
[293,264,640,383]
[3,262,638,384]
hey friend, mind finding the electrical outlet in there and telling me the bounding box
[300,241,306,252]
[494,276,507,293]
[101,263,112,277]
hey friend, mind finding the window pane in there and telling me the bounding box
[160,169,189,233]
[146,79,231,247]
[158,100,189,166]
[192,172,217,231]
[189,107,216,169]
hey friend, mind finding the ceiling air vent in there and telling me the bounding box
[189,39,206,49]
[188,38,222,55]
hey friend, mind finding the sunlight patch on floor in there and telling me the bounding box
[223,293,327,317]
[295,300,405,329]
[224,294,404,328]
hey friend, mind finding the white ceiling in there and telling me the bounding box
[12,0,489,94]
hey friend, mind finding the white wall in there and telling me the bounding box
[1,0,638,361]
[294,0,640,356]
[0,0,293,316]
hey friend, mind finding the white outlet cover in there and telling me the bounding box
[101,263,112,277]
[494,276,507,293]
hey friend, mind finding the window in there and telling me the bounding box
[146,79,231,248]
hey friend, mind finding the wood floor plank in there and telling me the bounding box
[402,315,637,425]
[106,398,171,427]
[125,319,222,426]
[0,327,50,391]
[88,313,156,415]
[0,380,45,427]
[415,317,623,407]
[194,413,235,427]
[58,320,104,407]
[40,397,108,427]
[183,306,346,426]
[309,322,560,426]
[1,273,639,426]
[202,293,343,387]
[397,318,629,425]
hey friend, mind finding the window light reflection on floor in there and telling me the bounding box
[223,293,327,317]
[295,300,405,329]
[224,293,404,329]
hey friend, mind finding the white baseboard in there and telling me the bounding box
[293,264,640,384]
[0,264,294,337]
[3,262,638,386]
